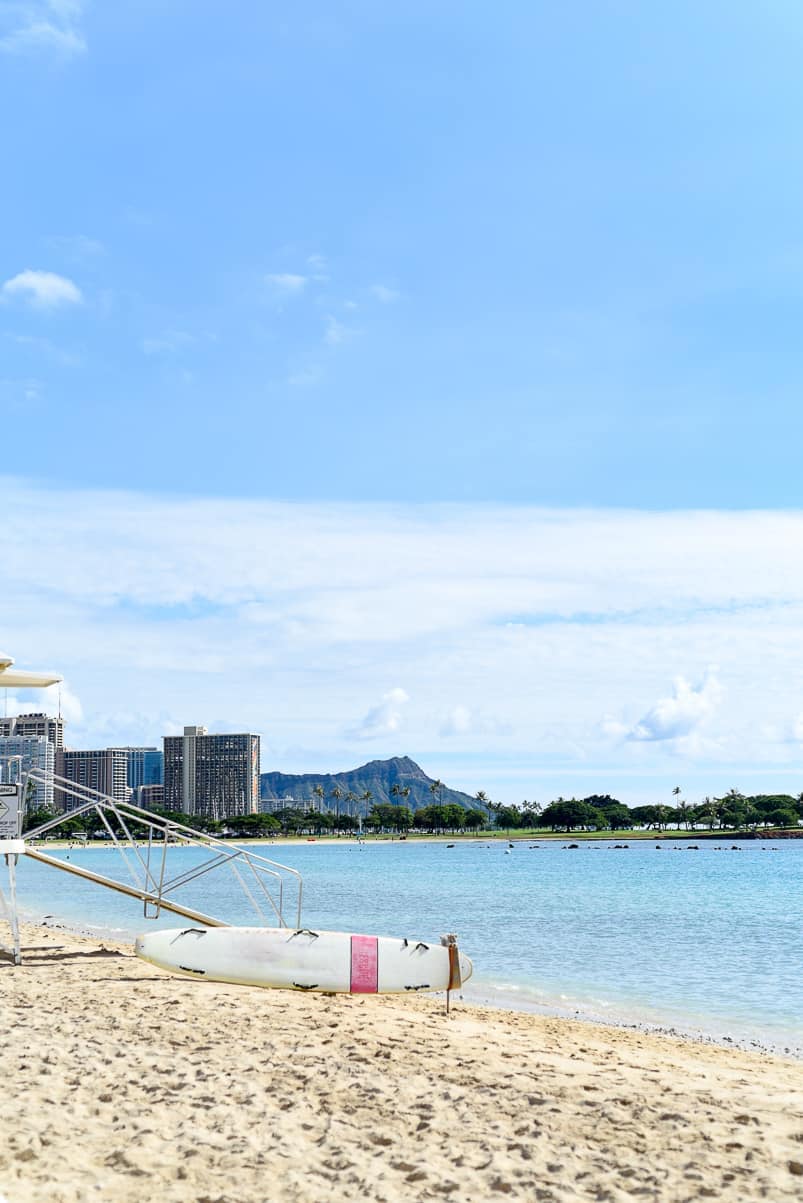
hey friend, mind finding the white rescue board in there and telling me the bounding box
[134,926,473,994]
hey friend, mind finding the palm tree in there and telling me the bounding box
[389,782,411,809]
[430,778,445,805]
[699,796,719,830]
[330,784,343,816]
[312,784,324,812]
[676,797,691,830]
[358,789,373,835]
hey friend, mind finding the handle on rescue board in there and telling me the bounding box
[441,932,462,1013]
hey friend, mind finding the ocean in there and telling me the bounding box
[9,837,802,1055]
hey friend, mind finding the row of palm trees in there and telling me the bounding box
[296,777,458,817]
[310,783,373,814]
[307,783,408,816]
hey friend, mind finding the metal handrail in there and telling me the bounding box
[18,770,304,929]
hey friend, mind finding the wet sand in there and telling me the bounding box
[2,923,802,1202]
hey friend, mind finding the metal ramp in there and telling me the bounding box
[0,768,303,966]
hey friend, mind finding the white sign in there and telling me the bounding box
[0,784,21,839]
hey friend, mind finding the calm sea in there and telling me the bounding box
[10,838,802,1055]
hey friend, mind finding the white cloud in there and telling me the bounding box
[370,284,400,304]
[5,484,803,799]
[605,670,723,745]
[440,704,511,738]
[0,1,86,56]
[350,688,410,740]
[3,679,82,725]
[440,705,473,736]
[266,273,307,295]
[2,269,82,309]
[50,679,83,724]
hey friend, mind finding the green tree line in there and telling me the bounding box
[22,787,803,840]
[486,790,803,833]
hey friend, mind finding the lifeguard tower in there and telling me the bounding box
[0,655,63,962]
[0,654,302,967]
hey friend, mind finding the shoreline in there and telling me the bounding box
[2,922,802,1202]
[13,840,802,1064]
[19,910,803,1063]
[24,828,803,850]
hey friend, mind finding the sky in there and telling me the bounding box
[2,2,803,804]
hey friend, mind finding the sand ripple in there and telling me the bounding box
[1,925,802,1202]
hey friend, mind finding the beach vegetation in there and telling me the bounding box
[413,803,455,832]
[539,799,607,832]
[365,802,413,832]
[23,804,57,832]
[21,781,803,845]
[584,796,631,829]
[766,807,798,829]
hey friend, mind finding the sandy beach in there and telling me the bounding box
[1,923,801,1203]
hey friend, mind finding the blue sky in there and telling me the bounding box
[3,3,803,802]
[5,1,803,505]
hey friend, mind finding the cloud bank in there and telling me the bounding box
[3,479,803,800]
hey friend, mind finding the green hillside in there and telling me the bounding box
[260,756,477,812]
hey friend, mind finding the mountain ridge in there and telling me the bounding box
[260,756,477,812]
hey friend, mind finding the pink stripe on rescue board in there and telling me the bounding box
[350,935,378,993]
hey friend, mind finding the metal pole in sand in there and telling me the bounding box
[0,782,23,964]
[1,849,21,965]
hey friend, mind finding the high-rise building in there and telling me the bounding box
[163,726,260,819]
[109,747,164,791]
[0,712,64,750]
[56,748,130,810]
[0,734,55,811]
[135,782,164,810]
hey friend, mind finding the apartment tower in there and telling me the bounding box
[163,726,260,819]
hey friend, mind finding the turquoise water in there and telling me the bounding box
[9,838,802,1054]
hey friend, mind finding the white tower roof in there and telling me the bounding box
[0,655,62,688]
